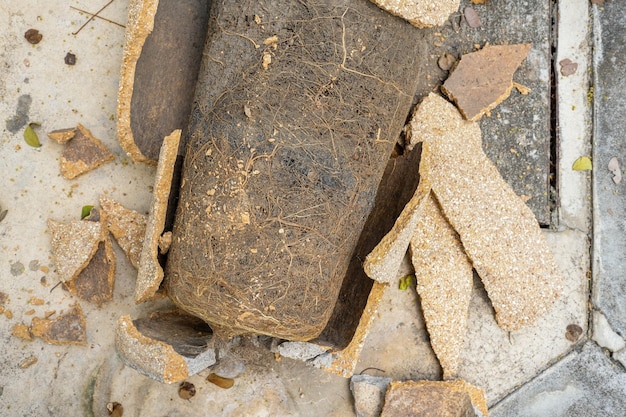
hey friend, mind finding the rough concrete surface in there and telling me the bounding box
[0,0,609,416]
[491,343,626,417]
[592,0,626,342]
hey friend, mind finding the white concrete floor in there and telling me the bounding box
[0,1,594,416]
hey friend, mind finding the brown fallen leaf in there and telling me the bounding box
[463,7,481,28]
[442,44,532,121]
[559,58,578,76]
[60,124,115,179]
[30,304,87,346]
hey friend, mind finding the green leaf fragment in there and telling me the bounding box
[24,122,42,148]
[572,156,592,171]
[81,205,94,220]
[398,274,415,291]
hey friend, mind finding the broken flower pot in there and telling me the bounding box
[116,0,433,379]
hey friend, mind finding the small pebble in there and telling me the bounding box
[64,52,77,66]
[178,381,196,400]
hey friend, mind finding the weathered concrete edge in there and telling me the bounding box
[556,0,592,234]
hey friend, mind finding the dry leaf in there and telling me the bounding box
[24,122,42,148]
[572,156,592,171]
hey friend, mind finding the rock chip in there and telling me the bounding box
[380,380,488,417]
[442,44,531,121]
[350,374,392,417]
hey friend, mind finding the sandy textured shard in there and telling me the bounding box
[115,311,216,383]
[48,218,102,282]
[11,323,33,341]
[442,44,531,121]
[364,156,431,284]
[369,0,461,28]
[136,130,180,303]
[60,124,115,179]
[410,193,473,379]
[100,196,147,269]
[381,380,487,417]
[409,93,562,331]
[30,305,87,346]
[47,127,76,144]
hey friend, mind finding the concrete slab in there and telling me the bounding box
[490,342,626,417]
[592,0,626,341]
[417,0,553,224]
[0,0,595,415]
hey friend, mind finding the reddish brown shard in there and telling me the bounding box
[60,124,115,179]
[65,238,116,306]
[30,305,87,346]
[442,44,531,121]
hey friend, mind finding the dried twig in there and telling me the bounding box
[72,0,115,35]
[70,5,125,29]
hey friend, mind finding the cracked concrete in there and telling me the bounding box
[0,0,621,415]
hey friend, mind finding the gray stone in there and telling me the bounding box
[277,342,329,361]
[592,310,626,352]
[350,374,393,417]
[491,342,626,417]
[592,0,626,345]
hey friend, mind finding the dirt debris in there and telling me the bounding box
[437,52,457,71]
[11,323,33,341]
[59,124,115,179]
[442,44,531,121]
